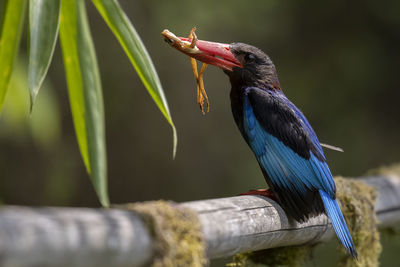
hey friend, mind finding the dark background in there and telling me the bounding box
[1,0,399,265]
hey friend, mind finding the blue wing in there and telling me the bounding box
[243,88,335,198]
[242,87,357,257]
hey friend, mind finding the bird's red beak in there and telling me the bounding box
[162,30,242,71]
[178,37,242,71]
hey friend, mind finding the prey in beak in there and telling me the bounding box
[161,28,241,114]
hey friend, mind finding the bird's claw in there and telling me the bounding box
[240,189,278,202]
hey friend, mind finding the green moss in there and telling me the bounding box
[228,245,313,267]
[365,163,400,178]
[334,177,381,267]
[121,200,207,267]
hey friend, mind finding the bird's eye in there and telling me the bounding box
[245,53,255,61]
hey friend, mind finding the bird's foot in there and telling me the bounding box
[240,189,278,201]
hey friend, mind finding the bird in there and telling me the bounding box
[163,32,357,258]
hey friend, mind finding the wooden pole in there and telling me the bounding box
[0,175,399,266]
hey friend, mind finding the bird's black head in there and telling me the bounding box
[225,43,281,90]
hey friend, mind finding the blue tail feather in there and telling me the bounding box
[319,190,358,258]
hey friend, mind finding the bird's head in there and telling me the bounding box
[162,30,280,90]
[226,43,280,90]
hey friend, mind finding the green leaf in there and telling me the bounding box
[0,0,9,31]
[28,0,60,112]
[0,0,27,112]
[59,0,109,207]
[92,0,177,157]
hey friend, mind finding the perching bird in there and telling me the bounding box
[163,33,357,258]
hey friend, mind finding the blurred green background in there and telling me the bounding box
[1,0,399,265]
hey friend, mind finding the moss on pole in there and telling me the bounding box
[0,165,400,266]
